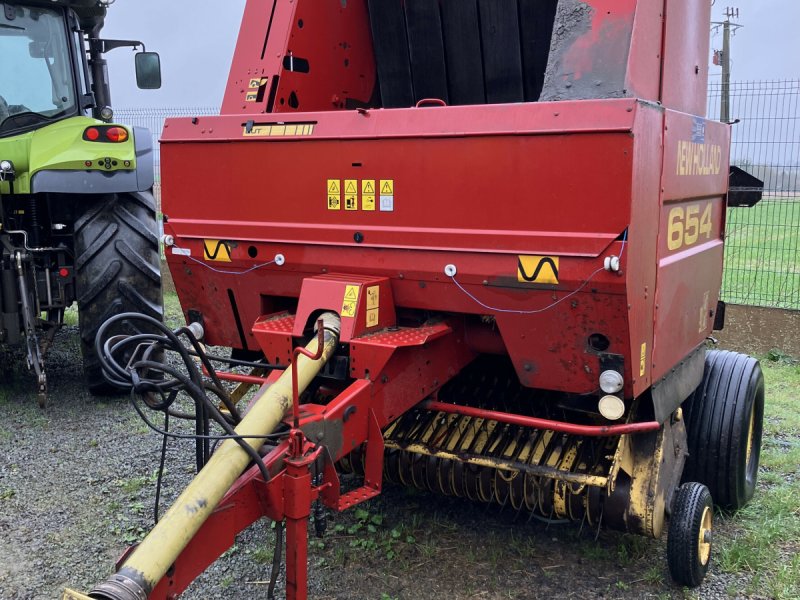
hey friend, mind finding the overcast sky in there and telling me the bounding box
[101,0,799,108]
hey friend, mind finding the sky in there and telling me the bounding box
[100,0,800,108]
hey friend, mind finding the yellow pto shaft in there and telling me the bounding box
[67,313,341,600]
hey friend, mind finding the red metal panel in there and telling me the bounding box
[220,0,277,114]
[652,111,729,382]
[625,0,665,101]
[660,0,713,116]
[161,105,636,258]
[624,101,664,396]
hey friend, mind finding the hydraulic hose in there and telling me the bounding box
[87,312,342,600]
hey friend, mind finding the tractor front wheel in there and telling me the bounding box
[682,350,765,510]
[74,190,163,394]
[668,482,713,588]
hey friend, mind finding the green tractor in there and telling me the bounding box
[0,0,163,404]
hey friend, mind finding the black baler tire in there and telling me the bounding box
[682,349,764,510]
[74,190,163,395]
[668,482,713,588]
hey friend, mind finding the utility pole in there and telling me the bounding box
[712,7,742,123]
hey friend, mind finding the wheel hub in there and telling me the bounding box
[698,505,712,566]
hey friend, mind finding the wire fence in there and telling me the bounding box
[708,80,800,310]
[117,81,800,310]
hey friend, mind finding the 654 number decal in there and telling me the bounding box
[667,202,713,251]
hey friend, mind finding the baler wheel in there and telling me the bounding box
[682,350,764,510]
[74,190,163,394]
[668,482,713,588]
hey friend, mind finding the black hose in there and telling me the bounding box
[96,312,278,482]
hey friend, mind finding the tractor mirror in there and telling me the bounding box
[135,52,162,90]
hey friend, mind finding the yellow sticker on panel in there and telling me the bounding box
[640,343,647,377]
[342,285,358,317]
[245,91,258,102]
[366,286,380,310]
[327,180,341,195]
[204,240,232,262]
[380,179,394,195]
[366,308,380,328]
[517,256,559,285]
[328,196,341,210]
[362,180,376,211]
[344,180,358,211]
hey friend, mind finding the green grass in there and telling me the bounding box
[722,198,800,308]
[715,358,800,599]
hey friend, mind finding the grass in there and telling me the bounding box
[722,197,800,308]
[714,357,800,598]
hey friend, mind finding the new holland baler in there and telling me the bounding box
[65,1,766,599]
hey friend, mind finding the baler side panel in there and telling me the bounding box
[626,102,665,397]
[221,0,277,115]
[652,112,730,383]
[221,0,375,115]
[625,0,665,102]
[660,0,713,117]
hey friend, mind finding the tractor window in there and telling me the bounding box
[0,6,77,131]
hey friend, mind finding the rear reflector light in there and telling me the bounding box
[83,126,130,143]
[106,127,129,143]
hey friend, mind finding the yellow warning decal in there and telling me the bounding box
[344,180,358,211]
[366,285,380,310]
[366,308,380,328]
[362,180,376,211]
[204,239,232,263]
[245,91,258,102]
[243,123,315,137]
[517,256,559,285]
[325,178,394,211]
[341,285,360,318]
[327,179,341,210]
[640,343,647,377]
[248,77,267,89]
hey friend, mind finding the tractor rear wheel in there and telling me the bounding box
[668,482,713,587]
[682,350,764,510]
[74,190,163,394]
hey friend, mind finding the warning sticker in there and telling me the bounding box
[248,78,264,89]
[345,180,358,211]
[203,239,232,262]
[362,180,376,211]
[341,285,360,317]
[517,255,559,285]
[366,308,380,328]
[639,343,647,377]
[245,91,258,102]
[325,178,395,212]
[366,285,379,310]
[327,179,341,210]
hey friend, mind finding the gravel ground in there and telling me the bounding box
[0,320,759,600]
